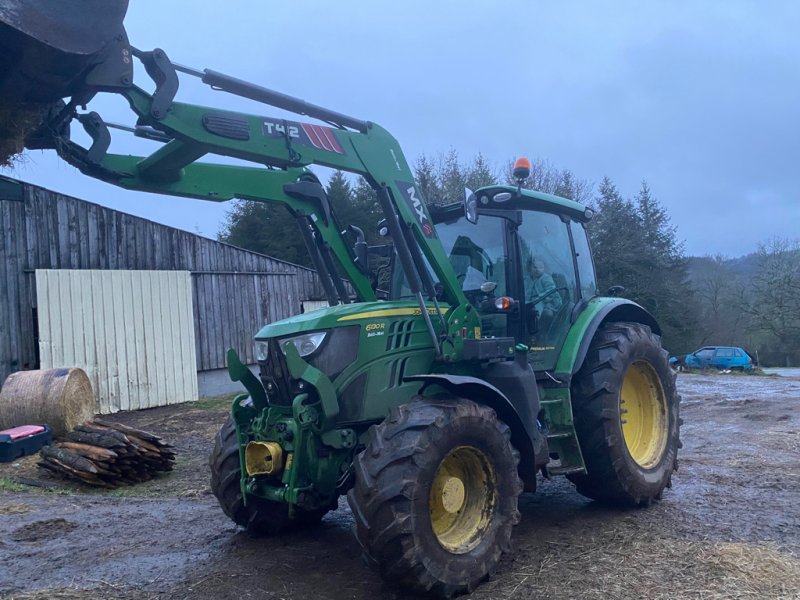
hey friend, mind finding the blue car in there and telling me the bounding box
[681,346,754,371]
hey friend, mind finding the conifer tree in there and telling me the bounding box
[587,178,694,349]
[218,200,310,267]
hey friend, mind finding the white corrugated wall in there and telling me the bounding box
[36,269,198,413]
[301,300,329,313]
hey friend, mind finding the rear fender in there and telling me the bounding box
[404,374,538,491]
[555,298,661,380]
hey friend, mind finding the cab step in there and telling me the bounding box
[539,387,586,477]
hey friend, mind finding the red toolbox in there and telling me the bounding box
[0,425,52,462]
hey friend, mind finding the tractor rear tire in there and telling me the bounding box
[209,416,327,535]
[347,397,522,598]
[568,322,680,506]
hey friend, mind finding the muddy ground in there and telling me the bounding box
[1,373,798,600]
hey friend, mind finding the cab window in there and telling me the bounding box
[517,211,578,370]
[389,213,509,336]
[437,215,508,336]
[570,221,597,300]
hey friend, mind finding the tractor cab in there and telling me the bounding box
[390,183,598,371]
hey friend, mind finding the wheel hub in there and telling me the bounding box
[620,360,668,468]
[440,476,466,513]
[429,445,496,554]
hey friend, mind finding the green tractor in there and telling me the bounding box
[1,2,680,596]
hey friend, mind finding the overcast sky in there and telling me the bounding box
[3,1,798,257]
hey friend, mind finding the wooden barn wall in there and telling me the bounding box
[0,179,327,386]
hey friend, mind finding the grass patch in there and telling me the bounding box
[0,477,30,492]
[106,486,163,499]
[190,394,238,411]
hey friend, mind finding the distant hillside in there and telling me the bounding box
[686,253,759,284]
[684,246,800,367]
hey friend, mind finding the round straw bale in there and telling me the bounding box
[0,368,95,437]
[0,102,47,167]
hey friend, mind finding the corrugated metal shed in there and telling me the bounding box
[0,176,328,388]
[37,270,198,412]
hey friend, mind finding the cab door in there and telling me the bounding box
[422,212,515,338]
[515,211,580,371]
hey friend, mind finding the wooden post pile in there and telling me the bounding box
[37,419,176,487]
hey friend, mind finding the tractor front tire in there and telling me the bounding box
[347,397,522,597]
[568,322,680,506]
[209,416,326,535]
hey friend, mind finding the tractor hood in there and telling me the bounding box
[255,300,444,339]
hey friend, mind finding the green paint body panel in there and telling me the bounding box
[554,296,644,376]
[232,293,652,507]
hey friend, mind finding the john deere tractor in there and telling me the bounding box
[1,2,680,596]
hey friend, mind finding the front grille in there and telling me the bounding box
[338,373,367,421]
[257,326,359,407]
[259,339,293,406]
[386,320,415,350]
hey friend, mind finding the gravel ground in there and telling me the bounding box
[1,372,798,600]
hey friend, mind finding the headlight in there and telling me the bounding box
[280,331,327,358]
[255,341,269,362]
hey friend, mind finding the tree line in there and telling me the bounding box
[218,152,799,367]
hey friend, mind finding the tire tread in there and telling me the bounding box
[568,321,681,506]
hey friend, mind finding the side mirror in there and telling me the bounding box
[464,187,478,224]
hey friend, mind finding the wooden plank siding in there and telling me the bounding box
[0,177,328,388]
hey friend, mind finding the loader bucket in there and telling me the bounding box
[0,0,129,163]
[0,0,129,102]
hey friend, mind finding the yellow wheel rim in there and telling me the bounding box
[620,361,668,468]
[429,446,496,554]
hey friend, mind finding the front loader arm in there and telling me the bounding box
[116,83,464,309]
[36,43,476,356]
[99,155,377,302]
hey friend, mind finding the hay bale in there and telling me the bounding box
[0,102,47,166]
[0,368,95,437]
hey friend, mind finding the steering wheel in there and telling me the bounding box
[526,286,568,332]
[528,286,567,306]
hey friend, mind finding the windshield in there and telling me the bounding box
[390,214,507,300]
